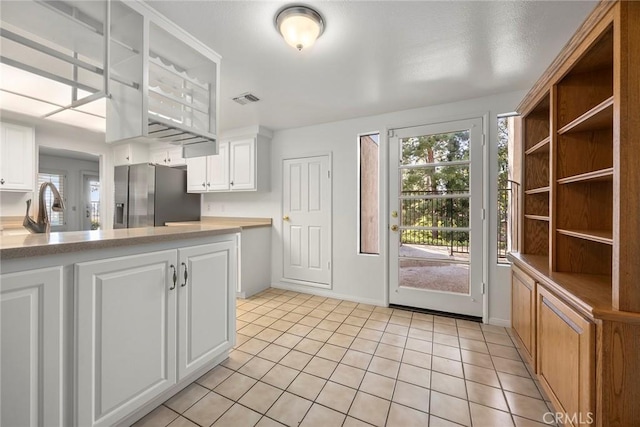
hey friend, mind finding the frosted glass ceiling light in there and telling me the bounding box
[276,6,325,51]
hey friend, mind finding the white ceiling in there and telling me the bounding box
[148,1,597,132]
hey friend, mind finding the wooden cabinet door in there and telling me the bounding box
[537,286,594,426]
[186,156,208,192]
[207,142,229,191]
[0,122,34,191]
[177,240,236,379]
[511,266,536,366]
[229,138,256,190]
[75,251,178,427]
[1,267,63,427]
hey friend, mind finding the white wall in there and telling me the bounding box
[204,89,526,324]
[39,153,99,232]
[0,111,113,229]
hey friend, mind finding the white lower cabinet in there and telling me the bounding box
[75,242,235,427]
[0,267,63,427]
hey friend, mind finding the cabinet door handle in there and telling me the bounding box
[181,262,188,287]
[202,182,206,187]
[169,264,177,290]
[0,178,4,185]
[230,180,234,186]
[207,182,210,187]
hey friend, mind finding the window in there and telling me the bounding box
[38,171,65,228]
[359,133,379,254]
[497,115,520,263]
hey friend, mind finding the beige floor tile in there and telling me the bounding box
[238,338,271,355]
[333,305,355,315]
[326,312,348,322]
[488,343,521,361]
[470,402,514,427]
[387,402,429,427]
[183,392,234,427]
[166,415,199,427]
[351,309,373,319]
[458,328,486,341]
[461,349,494,369]
[429,415,463,427]
[239,357,276,380]
[357,328,383,342]
[504,391,552,423]
[252,305,275,315]
[493,356,530,377]
[344,316,367,327]
[294,338,324,355]
[459,337,489,354]
[380,332,407,348]
[316,343,347,362]
[300,403,346,427]
[343,416,373,427]
[433,332,460,348]
[485,332,515,347]
[432,355,464,378]
[401,349,431,369]
[397,363,431,388]
[239,324,266,337]
[341,349,373,370]
[359,372,396,400]
[410,319,434,331]
[279,350,313,370]
[368,356,401,379]
[457,319,482,330]
[348,391,391,427]
[239,312,262,323]
[316,381,357,413]
[431,371,467,399]
[298,316,322,328]
[303,356,338,378]
[328,332,356,348]
[374,343,403,361]
[392,380,430,413]
[221,351,253,372]
[405,338,433,354]
[164,383,208,413]
[364,319,388,331]
[258,344,290,363]
[434,316,457,325]
[238,382,283,414]
[274,332,304,349]
[309,309,331,319]
[498,372,542,398]
[434,324,459,336]
[292,306,314,315]
[235,334,251,348]
[408,327,433,341]
[261,364,300,390]
[317,319,342,332]
[306,328,333,342]
[513,415,555,426]
[214,373,258,401]
[132,405,179,427]
[350,337,379,354]
[389,315,412,326]
[236,320,249,330]
[287,372,327,401]
[266,392,313,427]
[466,381,509,411]
[255,328,284,343]
[212,403,261,427]
[432,343,462,361]
[330,363,366,389]
[287,324,313,337]
[255,416,287,427]
[197,365,234,390]
[430,391,471,426]
[369,312,391,322]
[254,316,278,328]
[385,323,409,336]
[279,303,299,312]
[463,363,500,387]
[270,319,295,332]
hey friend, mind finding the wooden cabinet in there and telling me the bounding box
[75,250,178,427]
[75,242,236,426]
[187,127,271,193]
[511,266,536,367]
[150,145,186,167]
[112,142,149,166]
[0,122,34,192]
[536,286,594,427]
[0,267,63,427]
[178,241,236,379]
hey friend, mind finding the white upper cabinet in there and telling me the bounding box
[187,126,271,193]
[0,122,34,192]
[106,0,220,149]
[112,142,149,166]
[150,144,186,167]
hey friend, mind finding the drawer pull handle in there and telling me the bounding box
[169,264,177,290]
[181,262,188,287]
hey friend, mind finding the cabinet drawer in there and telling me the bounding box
[511,266,536,366]
[536,285,594,426]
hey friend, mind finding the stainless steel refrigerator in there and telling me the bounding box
[114,163,200,228]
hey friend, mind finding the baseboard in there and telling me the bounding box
[270,282,385,307]
[489,317,511,327]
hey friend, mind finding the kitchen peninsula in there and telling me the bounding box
[0,224,240,427]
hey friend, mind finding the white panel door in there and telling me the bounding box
[229,138,255,190]
[0,122,34,191]
[178,240,236,379]
[75,250,177,427]
[283,155,332,286]
[0,267,63,427]
[207,142,229,191]
[186,156,208,192]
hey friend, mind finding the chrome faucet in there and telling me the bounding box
[23,182,65,233]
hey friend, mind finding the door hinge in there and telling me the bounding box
[482,282,486,294]
[388,129,395,138]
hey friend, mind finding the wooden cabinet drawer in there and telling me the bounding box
[536,285,594,426]
[511,266,536,366]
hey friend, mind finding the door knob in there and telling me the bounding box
[391,211,398,218]
[390,225,398,232]
[283,215,290,221]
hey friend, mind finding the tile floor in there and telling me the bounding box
[134,288,556,427]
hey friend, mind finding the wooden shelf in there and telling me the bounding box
[557,229,613,245]
[525,186,550,195]
[558,97,613,134]
[525,136,551,155]
[525,215,550,222]
[557,168,613,185]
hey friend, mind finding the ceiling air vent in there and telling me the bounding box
[232,92,260,105]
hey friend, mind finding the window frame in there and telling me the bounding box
[357,131,381,256]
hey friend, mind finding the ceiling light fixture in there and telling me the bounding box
[275,5,325,51]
